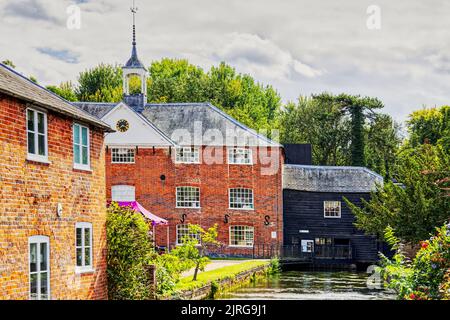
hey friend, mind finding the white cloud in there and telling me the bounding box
[0,0,449,122]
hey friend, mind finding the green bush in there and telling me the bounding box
[379,223,450,300]
[106,202,156,300]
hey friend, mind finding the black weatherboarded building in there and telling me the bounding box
[283,164,384,267]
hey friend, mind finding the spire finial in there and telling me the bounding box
[131,0,138,45]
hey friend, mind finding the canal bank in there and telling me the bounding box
[168,260,272,300]
[219,270,396,300]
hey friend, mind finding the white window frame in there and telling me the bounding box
[324,201,342,218]
[175,147,200,164]
[26,108,49,163]
[111,185,136,202]
[176,186,201,209]
[111,147,136,164]
[28,235,50,300]
[176,224,201,245]
[229,226,254,248]
[229,188,254,210]
[75,222,94,273]
[301,240,314,253]
[73,123,91,171]
[228,148,253,165]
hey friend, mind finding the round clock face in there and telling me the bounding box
[116,119,129,132]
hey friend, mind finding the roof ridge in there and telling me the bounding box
[0,63,113,131]
[284,164,384,180]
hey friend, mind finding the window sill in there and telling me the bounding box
[73,164,92,172]
[228,163,253,166]
[176,207,202,210]
[229,245,254,248]
[228,208,255,211]
[26,155,51,165]
[324,216,342,219]
[75,267,95,275]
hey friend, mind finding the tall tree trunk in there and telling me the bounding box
[350,105,366,167]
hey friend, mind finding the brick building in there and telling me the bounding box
[0,64,113,300]
[75,15,284,256]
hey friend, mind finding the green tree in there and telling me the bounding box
[313,93,384,167]
[407,106,450,152]
[76,63,123,102]
[46,82,78,102]
[106,202,156,300]
[172,224,221,281]
[279,96,351,165]
[2,60,15,69]
[346,144,450,243]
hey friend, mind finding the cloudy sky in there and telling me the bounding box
[1,0,449,122]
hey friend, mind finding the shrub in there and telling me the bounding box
[379,223,450,300]
[106,202,156,300]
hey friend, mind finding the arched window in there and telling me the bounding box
[111,185,136,202]
[29,235,50,300]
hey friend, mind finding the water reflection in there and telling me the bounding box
[220,271,396,300]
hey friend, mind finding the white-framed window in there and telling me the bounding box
[26,108,48,162]
[324,201,341,218]
[228,148,253,165]
[176,187,200,208]
[29,235,50,300]
[111,148,135,164]
[73,123,90,170]
[301,240,314,253]
[112,185,136,202]
[229,226,254,247]
[175,147,200,164]
[229,188,254,210]
[75,223,93,273]
[176,224,201,245]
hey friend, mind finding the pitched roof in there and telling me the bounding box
[76,102,281,147]
[283,164,383,193]
[0,64,113,132]
[124,45,146,69]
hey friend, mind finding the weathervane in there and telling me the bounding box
[131,0,138,45]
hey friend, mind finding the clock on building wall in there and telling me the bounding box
[116,119,130,132]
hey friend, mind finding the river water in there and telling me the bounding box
[220,271,396,300]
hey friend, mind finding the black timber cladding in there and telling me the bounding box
[284,144,312,165]
[283,189,380,263]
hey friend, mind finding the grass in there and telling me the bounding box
[174,260,270,292]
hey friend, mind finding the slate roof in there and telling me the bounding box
[124,45,146,69]
[75,102,281,147]
[283,164,383,193]
[0,64,113,132]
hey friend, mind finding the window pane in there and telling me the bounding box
[38,134,46,156]
[37,113,45,134]
[40,243,47,271]
[40,272,48,296]
[82,146,88,165]
[30,273,38,299]
[76,228,82,246]
[28,132,35,154]
[76,248,83,267]
[27,110,35,131]
[30,243,37,272]
[74,145,81,164]
[84,248,91,266]
[81,127,88,146]
[84,228,91,247]
[73,124,80,144]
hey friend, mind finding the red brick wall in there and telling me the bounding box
[106,145,284,256]
[0,95,108,300]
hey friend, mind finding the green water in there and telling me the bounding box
[220,271,396,300]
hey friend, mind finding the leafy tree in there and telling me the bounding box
[407,106,450,153]
[2,60,15,68]
[46,82,78,102]
[172,224,221,281]
[279,96,351,166]
[106,202,156,300]
[346,144,450,243]
[313,93,384,167]
[76,63,123,102]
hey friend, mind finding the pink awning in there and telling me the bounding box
[117,201,169,226]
